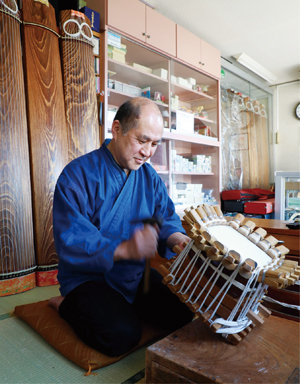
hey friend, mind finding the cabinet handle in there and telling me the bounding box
[142,32,146,36]
[147,35,151,38]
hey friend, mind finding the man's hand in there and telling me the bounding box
[167,232,190,249]
[114,224,159,261]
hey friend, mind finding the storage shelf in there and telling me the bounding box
[108,59,168,88]
[162,130,220,147]
[171,109,215,125]
[173,172,214,176]
[102,30,220,205]
[171,82,214,101]
[154,171,169,175]
[194,115,215,124]
[108,88,169,107]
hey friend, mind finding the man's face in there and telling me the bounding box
[112,105,163,172]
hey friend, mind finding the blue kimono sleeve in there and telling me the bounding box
[151,170,186,259]
[53,181,119,275]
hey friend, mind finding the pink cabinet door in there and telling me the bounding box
[200,39,221,79]
[146,7,176,57]
[176,25,201,69]
[107,0,146,43]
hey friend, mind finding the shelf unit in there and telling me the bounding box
[100,29,221,213]
[93,31,101,94]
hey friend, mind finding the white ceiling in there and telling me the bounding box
[145,0,300,86]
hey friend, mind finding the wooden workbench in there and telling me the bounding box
[243,218,300,259]
[146,315,299,384]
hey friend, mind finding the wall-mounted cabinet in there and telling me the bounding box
[107,0,176,56]
[87,0,221,78]
[177,25,221,79]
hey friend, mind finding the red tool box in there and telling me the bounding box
[243,199,275,214]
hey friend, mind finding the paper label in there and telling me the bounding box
[176,110,194,134]
[34,0,49,6]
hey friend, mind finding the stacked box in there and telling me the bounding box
[132,63,152,73]
[123,84,141,96]
[152,68,168,79]
[172,182,204,206]
[141,87,151,98]
[108,44,127,63]
[192,155,212,173]
[171,95,179,109]
[111,80,123,92]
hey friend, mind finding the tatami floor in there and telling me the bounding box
[0,285,147,384]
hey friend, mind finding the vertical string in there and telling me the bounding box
[7,6,18,275]
[20,12,33,271]
[0,6,8,276]
[15,10,27,273]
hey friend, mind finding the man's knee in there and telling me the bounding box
[91,320,143,357]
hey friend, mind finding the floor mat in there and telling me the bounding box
[0,316,146,384]
[0,285,61,316]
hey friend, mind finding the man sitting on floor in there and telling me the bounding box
[49,97,194,357]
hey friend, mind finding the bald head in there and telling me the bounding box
[113,97,163,135]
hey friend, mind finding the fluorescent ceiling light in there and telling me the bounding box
[232,53,277,84]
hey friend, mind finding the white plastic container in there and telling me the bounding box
[152,68,168,79]
[186,77,196,85]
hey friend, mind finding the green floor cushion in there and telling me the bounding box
[14,300,168,373]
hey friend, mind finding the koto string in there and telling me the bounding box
[0,1,35,286]
[176,252,199,293]
[0,3,7,275]
[178,250,201,295]
[187,255,212,304]
[13,7,23,273]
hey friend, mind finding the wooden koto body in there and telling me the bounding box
[59,9,99,162]
[21,0,68,268]
[0,1,35,293]
[157,204,300,345]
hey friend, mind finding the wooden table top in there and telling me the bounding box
[226,217,300,235]
[146,315,300,384]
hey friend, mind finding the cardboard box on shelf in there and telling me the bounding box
[132,63,152,73]
[152,68,168,79]
[177,77,189,87]
[141,87,151,98]
[186,77,196,85]
[92,36,99,55]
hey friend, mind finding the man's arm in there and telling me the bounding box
[167,232,190,249]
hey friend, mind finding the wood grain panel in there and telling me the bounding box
[260,103,270,189]
[0,7,35,278]
[59,10,99,162]
[146,316,299,384]
[21,0,68,266]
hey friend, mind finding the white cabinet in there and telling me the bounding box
[274,171,300,220]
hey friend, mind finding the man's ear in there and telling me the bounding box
[111,120,121,138]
